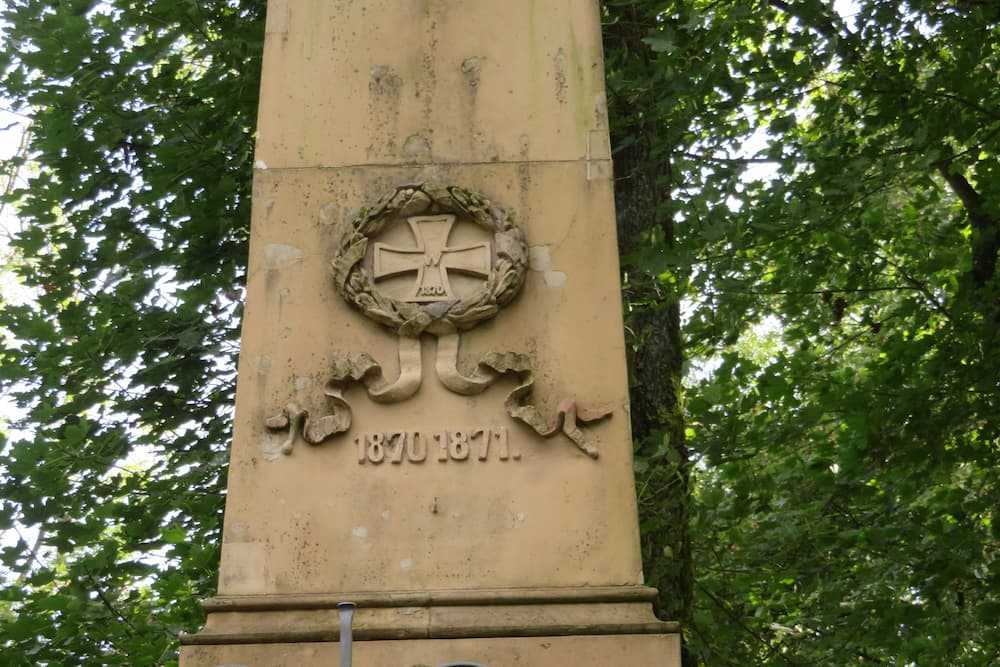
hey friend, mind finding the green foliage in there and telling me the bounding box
[0,0,997,665]
[604,0,1000,664]
[0,1,264,664]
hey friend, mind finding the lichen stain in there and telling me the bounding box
[416,10,438,133]
[528,245,552,272]
[264,243,304,269]
[318,201,339,226]
[402,134,431,159]
[367,65,403,158]
[553,48,568,104]
[461,56,482,88]
[529,246,568,288]
[459,56,486,152]
[259,438,284,462]
[258,355,273,375]
[544,271,567,287]
[594,91,608,128]
[519,135,531,219]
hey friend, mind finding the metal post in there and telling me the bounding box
[337,602,356,667]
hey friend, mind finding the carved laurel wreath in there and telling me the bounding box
[331,184,528,337]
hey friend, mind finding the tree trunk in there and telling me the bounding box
[603,6,694,665]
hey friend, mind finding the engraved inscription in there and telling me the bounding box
[418,285,448,297]
[355,427,518,464]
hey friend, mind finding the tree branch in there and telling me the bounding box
[718,286,921,296]
[768,0,859,65]
[936,164,1000,289]
[695,581,803,666]
[876,250,954,321]
[937,165,985,217]
[681,151,778,165]
[84,569,137,634]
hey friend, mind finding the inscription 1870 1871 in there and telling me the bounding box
[354,426,519,464]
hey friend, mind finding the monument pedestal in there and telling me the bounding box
[181,1,680,664]
[184,635,678,667]
[181,586,679,665]
[187,586,672,641]
[182,586,679,665]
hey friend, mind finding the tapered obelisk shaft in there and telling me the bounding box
[181,2,680,664]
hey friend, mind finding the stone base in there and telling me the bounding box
[180,586,680,666]
[180,634,680,667]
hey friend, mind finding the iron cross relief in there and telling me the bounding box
[372,215,492,302]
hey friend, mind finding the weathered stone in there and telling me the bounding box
[181,1,680,664]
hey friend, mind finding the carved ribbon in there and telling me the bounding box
[268,333,610,458]
[266,338,422,453]
[436,334,610,459]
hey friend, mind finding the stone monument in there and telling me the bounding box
[180,1,681,665]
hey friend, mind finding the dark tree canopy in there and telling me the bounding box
[1,1,998,665]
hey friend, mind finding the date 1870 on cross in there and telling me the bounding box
[372,215,492,302]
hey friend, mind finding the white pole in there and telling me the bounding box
[337,602,356,667]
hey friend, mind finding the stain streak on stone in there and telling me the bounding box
[554,48,568,104]
[368,65,403,159]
